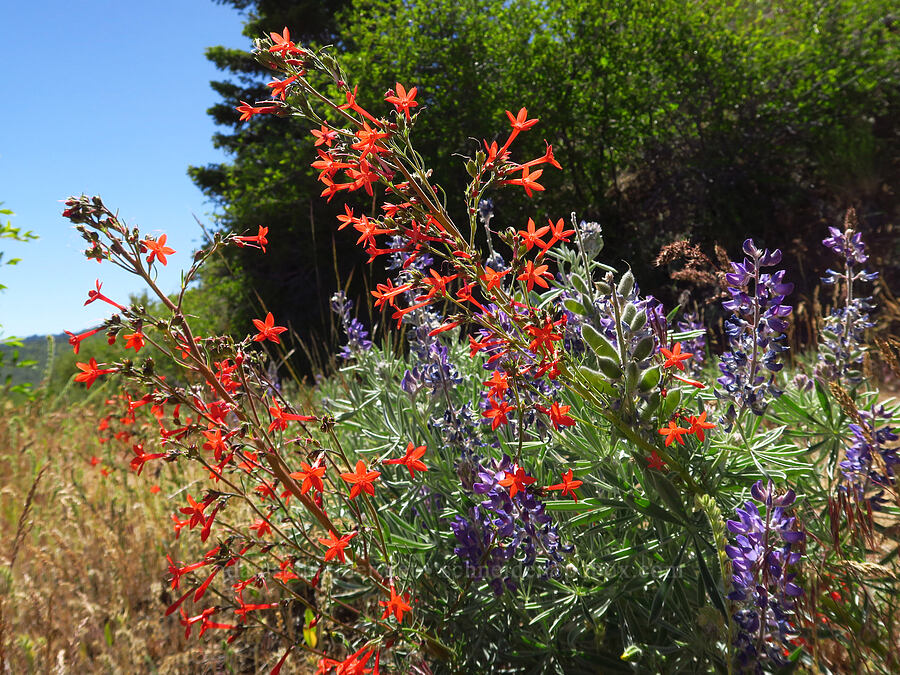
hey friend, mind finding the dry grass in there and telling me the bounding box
[0,391,312,674]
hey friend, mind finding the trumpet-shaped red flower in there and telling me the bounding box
[517,260,552,291]
[249,518,272,538]
[84,279,126,311]
[142,234,175,266]
[480,265,510,291]
[660,342,692,370]
[268,27,304,57]
[483,370,509,398]
[129,443,166,475]
[234,225,269,252]
[236,101,279,121]
[268,400,316,432]
[289,461,327,494]
[267,75,297,101]
[498,465,537,498]
[647,450,667,471]
[178,494,210,529]
[383,442,428,479]
[74,357,117,388]
[687,411,716,441]
[482,397,515,430]
[318,529,357,563]
[547,469,583,501]
[65,327,102,354]
[659,420,690,446]
[379,584,412,623]
[340,460,381,499]
[535,401,576,430]
[311,124,339,147]
[518,217,550,252]
[385,83,419,120]
[122,331,144,352]
[252,312,288,343]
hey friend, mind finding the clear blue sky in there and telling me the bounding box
[0,1,250,337]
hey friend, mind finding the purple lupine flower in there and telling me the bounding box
[839,405,899,507]
[816,214,878,385]
[330,291,373,359]
[726,480,805,672]
[452,455,571,595]
[716,239,793,430]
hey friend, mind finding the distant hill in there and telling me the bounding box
[0,333,66,389]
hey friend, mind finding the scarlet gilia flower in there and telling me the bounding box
[482,397,515,430]
[235,101,279,121]
[267,75,297,101]
[84,279,126,311]
[129,443,166,475]
[687,411,716,441]
[249,518,272,538]
[659,419,690,447]
[379,584,412,623]
[233,225,269,252]
[385,82,419,120]
[503,165,545,197]
[273,559,299,583]
[340,460,381,499]
[518,217,550,252]
[517,260,552,291]
[65,326,102,354]
[311,124,339,147]
[660,342,692,370]
[122,331,144,352]
[252,312,288,343]
[74,357,117,388]
[318,529,357,563]
[268,400,316,432]
[289,461,326,494]
[535,401,576,430]
[268,27,305,57]
[547,469,583,501]
[179,493,211,530]
[647,450,666,471]
[483,370,509,398]
[383,442,428,479]
[141,234,175,266]
[498,465,537,498]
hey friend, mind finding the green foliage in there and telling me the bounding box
[192,0,898,364]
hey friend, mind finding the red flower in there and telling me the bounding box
[129,443,166,475]
[74,357,117,389]
[340,460,381,499]
[273,559,298,583]
[252,312,288,343]
[517,260,552,291]
[503,166,544,197]
[686,411,715,441]
[498,465,537,498]
[647,450,666,471]
[658,420,690,447]
[385,83,419,121]
[660,342,692,370]
[122,331,144,352]
[249,518,272,538]
[479,265,510,291]
[383,442,428,479]
[482,397,515,430]
[535,401,576,430]
[379,584,412,623]
[142,234,175,266]
[233,225,269,252]
[318,530,357,563]
[267,75,297,101]
[547,469,583,501]
[289,461,327,494]
[482,370,509,399]
[268,27,304,57]
[65,327,101,354]
[268,400,316,431]
[235,100,279,121]
[517,217,550,252]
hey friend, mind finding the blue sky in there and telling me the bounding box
[0,1,249,337]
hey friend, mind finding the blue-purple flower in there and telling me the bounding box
[716,239,793,429]
[726,480,805,672]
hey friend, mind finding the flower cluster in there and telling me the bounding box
[816,210,878,385]
[839,405,899,505]
[716,239,793,429]
[331,291,373,359]
[726,480,805,672]
[451,455,571,595]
